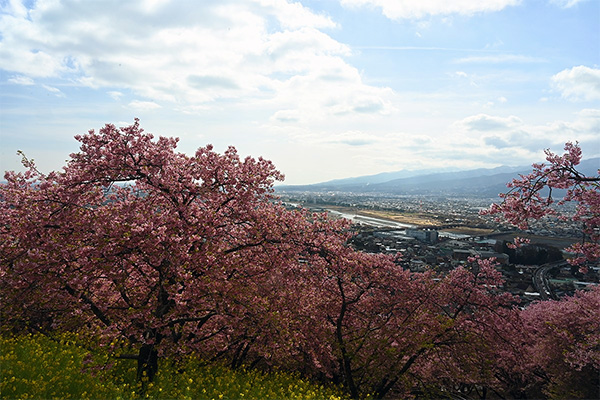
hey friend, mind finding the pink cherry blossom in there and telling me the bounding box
[482,142,599,271]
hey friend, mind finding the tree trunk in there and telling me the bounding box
[137,344,159,382]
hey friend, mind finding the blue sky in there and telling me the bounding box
[1,0,599,184]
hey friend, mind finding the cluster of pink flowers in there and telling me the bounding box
[482,142,599,271]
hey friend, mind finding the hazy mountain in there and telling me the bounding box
[313,167,460,186]
[277,158,599,197]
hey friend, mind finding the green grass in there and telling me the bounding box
[0,333,348,400]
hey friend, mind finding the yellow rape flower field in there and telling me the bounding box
[0,333,348,400]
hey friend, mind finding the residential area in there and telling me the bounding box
[279,191,599,306]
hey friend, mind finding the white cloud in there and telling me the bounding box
[140,0,171,13]
[449,110,600,159]
[549,0,589,8]
[564,109,600,141]
[484,39,505,50]
[0,0,390,124]
[256,0,337,29]
[458,114,522,131]
[270,109,301,123]
[339,0,521,19]
[265,55,395,124]
[0,0,394,132]
[551,65,600,101]
[483,96,509,108]
[0,0,29,18]
[2,1,595,185]
[108,91,123,100]
[324,131,380,146]
[271,107,596,180]
[128,100,162,111]
[453,54,546,64]
[42,84,65,97]
[7,75,34,85]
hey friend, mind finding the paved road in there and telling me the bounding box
[532,261,566,300]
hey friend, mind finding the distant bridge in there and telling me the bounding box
[419,223,492,232]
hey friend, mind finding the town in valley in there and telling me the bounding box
[276,189,599,306]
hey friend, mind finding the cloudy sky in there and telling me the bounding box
[1,0,599,184]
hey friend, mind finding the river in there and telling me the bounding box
[326,209,416,229]
[326,209,471,239]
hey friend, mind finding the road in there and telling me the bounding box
[532,261,566,300]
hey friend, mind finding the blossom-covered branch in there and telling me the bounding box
[482,142,599,269]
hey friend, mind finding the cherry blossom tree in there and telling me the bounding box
[518,285,600,398]
[279,251,519,399]
[482,142,600,270]
[0,119,317,379]
[473,285,600,399]
[413,283,600,399]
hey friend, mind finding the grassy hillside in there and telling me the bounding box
[0,333,348,400]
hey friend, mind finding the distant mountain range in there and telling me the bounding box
[276,158,600,197]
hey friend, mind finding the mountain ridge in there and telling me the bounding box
[276,157,600,197]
